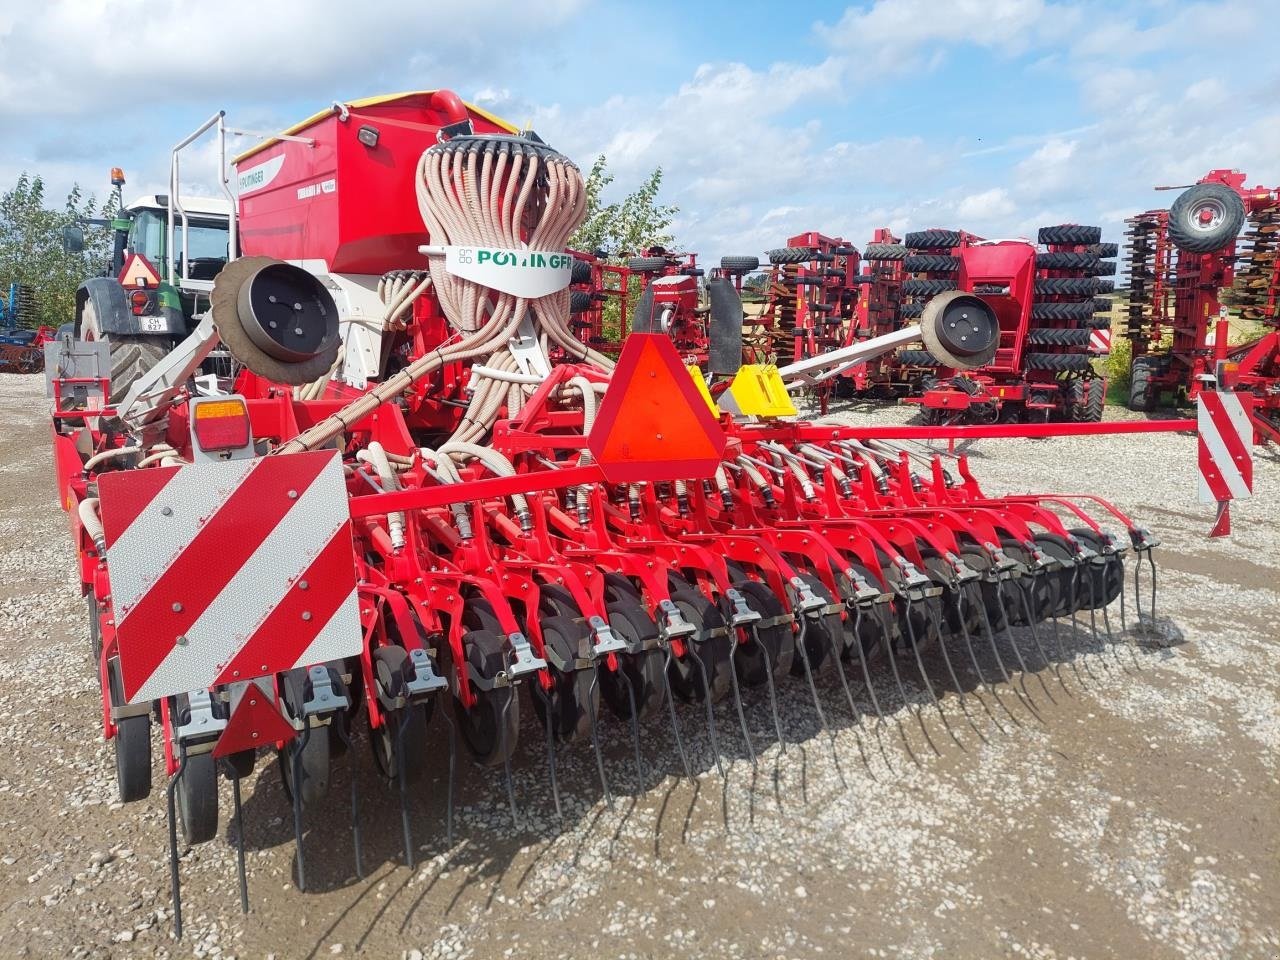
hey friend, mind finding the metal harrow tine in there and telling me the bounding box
[690,648,727,779]
[618,667,646,784]
[850,605,898,771]
[902,598,963,750]
[329,718,363,879]
[585,667,614,805]
[792,618,830,735]
[661,647,693,778]
[875,603,928,763]
[975,599,1041,722]
[395,710,416,868]
[1065,569,1102,682]
[923,600,987,744]
[440,708,458,848]
[992,589,1050,706]
[757,627,787,755]
[166,747,190,939]
[1047,584,1088,688]
[231,773,249,913]
[727,637,757,765]
[949,594,1013,732]
[499,684,520,828]
[825,618,873,770]
[1016,579,1070,696]
[533,682,563,820]
[291,725,310,892]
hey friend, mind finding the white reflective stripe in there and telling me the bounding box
[1199,398,1251,501]
[131,458,348,703]
[111,457,259,620]
[293,588,360,669]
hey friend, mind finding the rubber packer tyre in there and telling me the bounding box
[720,255,760,273]
[278,668,332,806]
[766,247,813,265]
[1026,352,1094,372]
[903,254,959,273]
[1037,224,1102,245]
[177,750,219,846]
[79,300,169,405]
[530,615,599,744]
[108,658,151,803]
[862,243,907,261]
[897,349,938,366]
[1031,300,1095,321]
[1128,357,1156,412]
[905,229,962,250]
[1034,277,1098,297]
[570,257,593,285]
[1036,251,1100,270]
[1167,181,1246,253]
[901,278,957,296]
[626,256,669,273]
[1028,328,1091,346]
[666,581,732,703]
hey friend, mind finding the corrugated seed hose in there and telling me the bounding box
[277,135,598,456]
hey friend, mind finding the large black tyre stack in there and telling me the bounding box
[899,229,960,347]
[1033,225,1115,412]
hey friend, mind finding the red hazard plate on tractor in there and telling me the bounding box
[96,450,361,704]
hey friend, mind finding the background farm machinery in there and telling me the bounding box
[1124,170,1280,442]
[49,90,1159,934]
[0,282,53,372]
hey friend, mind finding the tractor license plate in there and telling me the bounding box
[139,316,167,333]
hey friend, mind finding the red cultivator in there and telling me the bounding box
[49,90,1161,935]
[1125,170,1280,442]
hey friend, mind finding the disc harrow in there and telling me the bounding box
[46,91,1162,935]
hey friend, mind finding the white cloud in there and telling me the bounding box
[957,187,1016,221]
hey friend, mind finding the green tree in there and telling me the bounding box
[0,173,116,328]
[570,156,678,256]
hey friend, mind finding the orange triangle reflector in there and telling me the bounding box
[589,333,726,483]
[213,685,297,758]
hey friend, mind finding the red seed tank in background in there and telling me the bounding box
[233,90,518,274]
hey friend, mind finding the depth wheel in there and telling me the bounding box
[666,580,732,703]
[731,579,793,685]
[369,646,430,785]
[176,749,219,846]
[599,602,665,721]
[278,668,333,806]
[107,659,151,802]
[452,625,519,767]
[530,615,599,744]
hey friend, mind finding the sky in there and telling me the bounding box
[1,0,1277,263]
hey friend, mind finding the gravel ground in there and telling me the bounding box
[1,372,1277,960]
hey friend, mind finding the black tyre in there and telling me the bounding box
[1026,352,1094,372]
[1094,279,1115,293]
[1089,242,1119,258]
[863,243,907,261]
[1031,300,1095,321]
[529,616,599,744]
[790,573,842,676]
[897,349,938,366]
[1092,296,1113,313]
[1036,251,1100,271]
[569,290,593,314]
[720,255,760,274]
[1167,182,1246,253]
[599,602,665,722]
[901,278,957,296]
[176,749,218,846]
[279,670,332,808]
[900,302,924,319]
[1037,224,1102,245]
[1034,277,1098,297]
[626,256,669,273]
[1088,260,1118,276]
[665,581,732,704]
[570,258,593,285]
[766,247,813,265]
[1128,357,1156,412]
[1066,377,1104,422]
[80,301,169,405]
[1068,527,1124,607]
[1080,312,1113,329]
[1028,328,1091,346]
[452,624,519,767]
[903,254,960,273]
[108,659,151,803]
[731,579,794,685]
[905,229,962,250]
[369,646,430,785]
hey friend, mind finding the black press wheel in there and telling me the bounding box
[369,646,430,785]
[107,659,151,803]
[278,668,333,806]
[452,625,519,767]
[790,573,843,676]
[599,602,666,721]
[730,579,794,685]
[529,615,599,744]
[176,748,219,846]
[665,580,732,703]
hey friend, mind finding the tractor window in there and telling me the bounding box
[173,220,230,263]
[127,209,229,279]
[130,210,167,266]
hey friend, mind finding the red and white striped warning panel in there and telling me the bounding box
[1197,391,1254,505]
[1088,328,1112,354]
[97,451,360,704]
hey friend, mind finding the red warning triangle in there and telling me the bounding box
[118,252,162,288]
[213,686,297,757]
[589,333,726,483]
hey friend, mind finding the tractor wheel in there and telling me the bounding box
[79,301,169,405]
[1128,357,1156,412]
[901,278,957,296]
[863,243,907,261]
[720,255,760,274]
[1067,378,1105,422]
[108,659,152,803]
[1167,182,1246,253]
[1035,251,1100,271]
[600,602,666,722]
[626,256,669,273]
[369,646,430,785]
[903,254,960,273]
[905,229,962,250]
[731,579,794,685]
[1037,224,1102,245]
[665,580,732,703]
